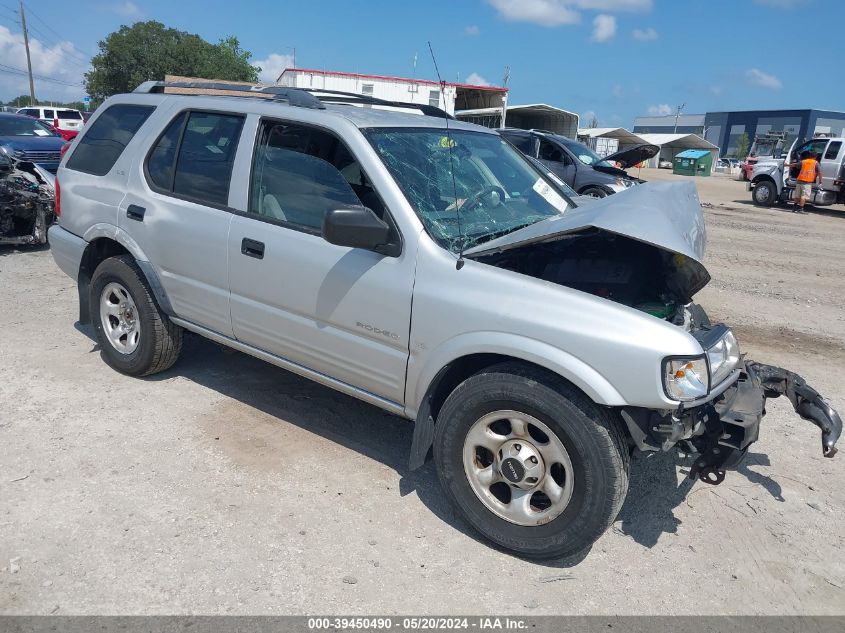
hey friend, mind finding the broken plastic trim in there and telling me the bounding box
[749,362,842,458]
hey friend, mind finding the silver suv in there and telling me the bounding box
[48,81,841,559]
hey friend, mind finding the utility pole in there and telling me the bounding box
[673,102,685,134]
[19,1,36,104]
[500,65,510,129]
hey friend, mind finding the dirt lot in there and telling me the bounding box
[1,169,844,615]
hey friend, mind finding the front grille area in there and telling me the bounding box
[20,150,61,162]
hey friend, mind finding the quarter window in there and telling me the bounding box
[146,111,244,206]
[66,104,154,176]
[249,120,377,232]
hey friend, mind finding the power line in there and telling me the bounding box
[0,62,81,87]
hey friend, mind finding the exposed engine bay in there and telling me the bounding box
[0,160,55,246]
[471,228,710,327]
[468,224,841,485]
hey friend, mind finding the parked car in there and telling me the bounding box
[658,158,673,169]
[500,128,658,198]
[749,135,845,207]
[47,81,840,559]
[0,112,65,173]
[17,106,85,134]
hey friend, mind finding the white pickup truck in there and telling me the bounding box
[749,135,845,207]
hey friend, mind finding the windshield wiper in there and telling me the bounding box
[461,220,542,250]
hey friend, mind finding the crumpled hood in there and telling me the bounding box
[464,180,707,263]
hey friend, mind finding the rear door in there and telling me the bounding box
[820,139,843,190]
[120,109,244,336]
[226,117,414,404]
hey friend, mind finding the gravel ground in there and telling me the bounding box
[1,170,843,615]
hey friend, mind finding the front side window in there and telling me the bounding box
[249,120,374,231]
[505,133,532,155]
[145,111,243,206]
[367,128,570,252]
[66,104,154,176]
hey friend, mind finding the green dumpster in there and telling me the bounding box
[673,149,712,177]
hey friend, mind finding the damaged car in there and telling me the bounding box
[0,148,56,246]
[48,82,840,559]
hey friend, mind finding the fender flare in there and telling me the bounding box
[406,332,626,470]
[78,224,175,321]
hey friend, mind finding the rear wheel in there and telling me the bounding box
[752,180,776,207]
[433,363,629,559]
[90,255,182,376]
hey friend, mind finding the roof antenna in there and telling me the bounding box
[428,41,466,270]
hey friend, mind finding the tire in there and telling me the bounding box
[580,186,608,199]
[433,363,629,559]
[752,180,776,207]
[90,255,182,376]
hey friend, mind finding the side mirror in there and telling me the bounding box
[322,206,391,252]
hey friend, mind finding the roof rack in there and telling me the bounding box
[132,81,454,118]
[300,88,453,120]
[133,81,326,110]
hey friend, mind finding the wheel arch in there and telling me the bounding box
[407,335,626,470]
[77,226,173,323]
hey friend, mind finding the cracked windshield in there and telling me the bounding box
[366,128,570,252]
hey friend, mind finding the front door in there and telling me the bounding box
[227,118,414,404]
[538,138,577,188]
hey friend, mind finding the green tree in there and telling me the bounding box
[84,21,259,101]
[736,132,750,160]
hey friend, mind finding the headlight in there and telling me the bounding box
[663,357,709,401]
[615,178,636,188]
[707,329,741,386]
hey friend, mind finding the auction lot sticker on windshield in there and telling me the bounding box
[533,178,568,213]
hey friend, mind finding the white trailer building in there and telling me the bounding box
[277,68,507,116]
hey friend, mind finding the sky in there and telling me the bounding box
[1,0,843,127]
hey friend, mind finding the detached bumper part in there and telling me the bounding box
[622,361,841,486]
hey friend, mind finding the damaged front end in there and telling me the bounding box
[0,158,55,246]
[464,181,841,483]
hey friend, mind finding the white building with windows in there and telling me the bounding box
[276,68,507,116]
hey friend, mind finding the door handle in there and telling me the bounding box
[126,204,146,221]
[241,238,265,260]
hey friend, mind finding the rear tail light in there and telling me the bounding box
[54,177,61,218]
[54,117,59,129]
[60,141,72,158]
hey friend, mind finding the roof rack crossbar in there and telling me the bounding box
[300,88,453,119]
[133,81,326,110]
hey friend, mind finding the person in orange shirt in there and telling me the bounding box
[786,150,822,214]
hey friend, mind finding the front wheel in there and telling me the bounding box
[752,180,776,207]
[433,364,629,559]
[580,186,608,199]
[90,255,182,376]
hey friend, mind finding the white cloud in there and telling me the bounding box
[753,0,808,8]
[252,53,296,84]
[632,27,657,40]
[0,25,87,101]
[464,25,481,35]
[591,14,616,42]
[581,110,598,125]
[647,104,672,116]
[485,0,650,27]
[113,1,142,17]
[465,72,491,86]
[746,68,782,90]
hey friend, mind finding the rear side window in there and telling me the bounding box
[57,110,82,120]
[505,133,532,154]
[66,104,154,176]
[146,110,243,206]
[824,141,842,160]
[43,109,55,119]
